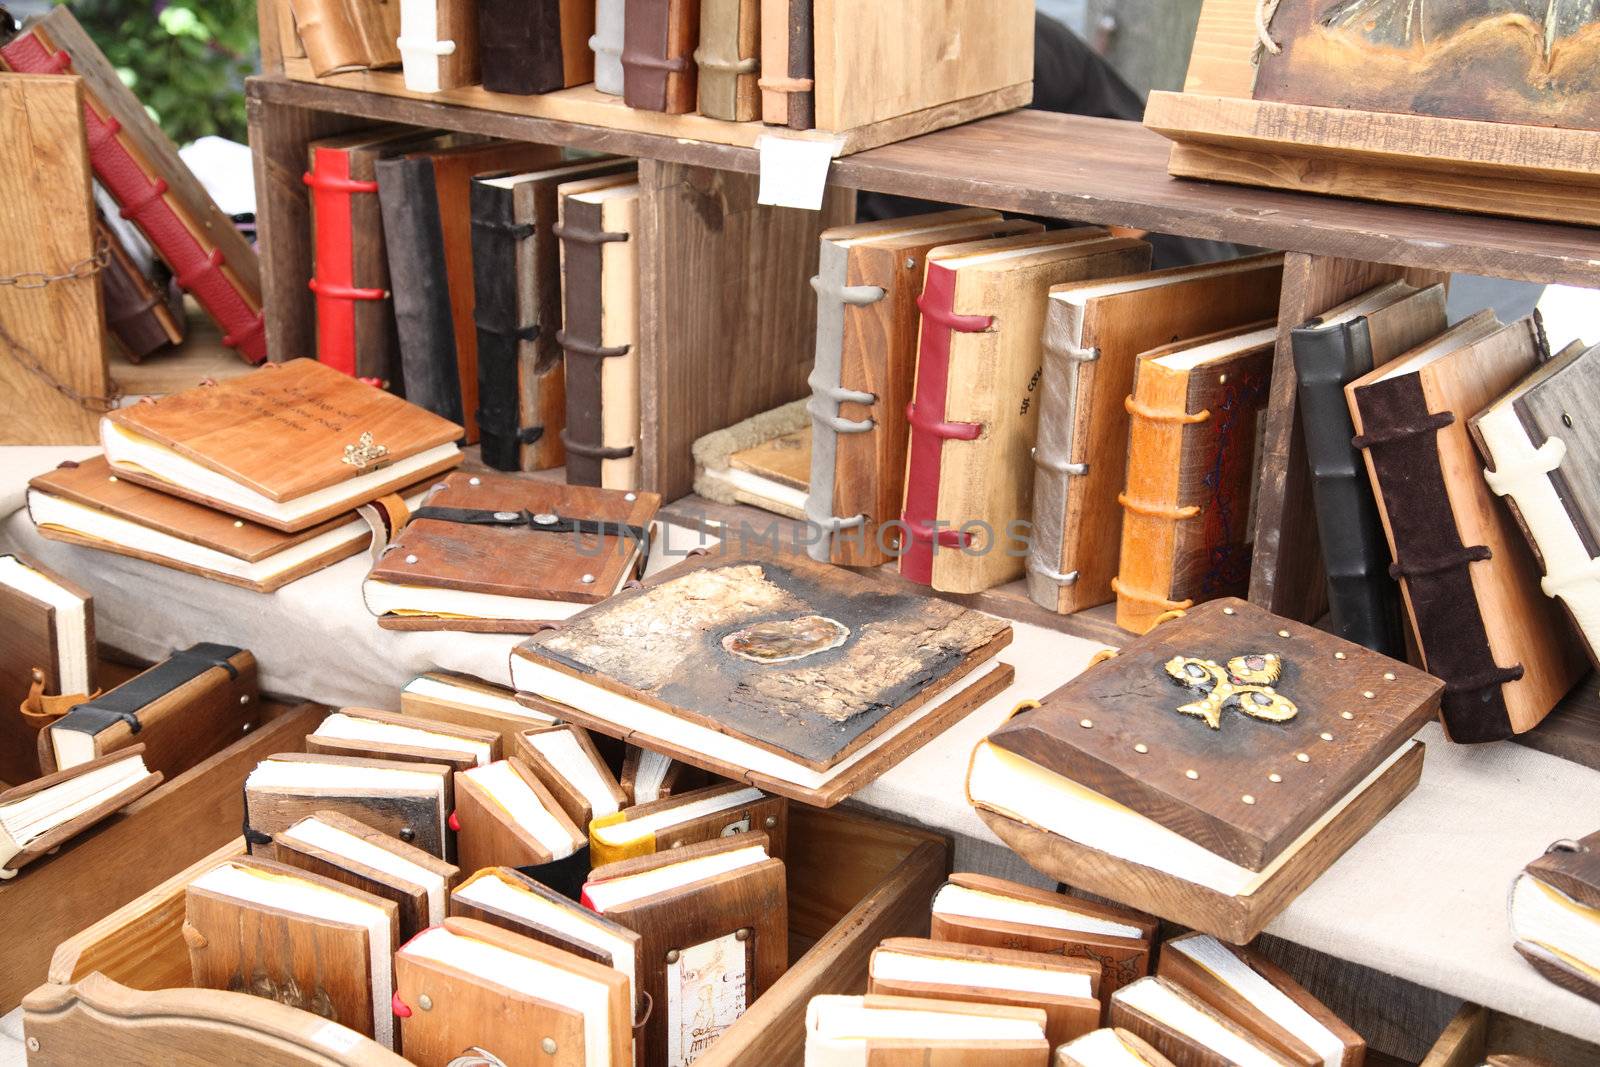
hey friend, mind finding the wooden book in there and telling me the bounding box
[272,810,459,942]
[96,184,185,361]
[620,745,710,805]
[450,865,645,1015]
[41,644,259,779]
[289,0,401,75]
[399,671,559,750]
[510,550,1014,805]
[362,469,660,631]
[305,708,501,772]
[758,0,813,129]
[900,229,1153,593]
[100,359,463,532]
[396,0,479,91]
[1056,1028,1177,1067]
[1113,323,1277,635]
[512,724,627,830]
[1471,340,1600,669]
[453,757,586,872]
[1156,933,1364,1067]
[972,598,1440,941]
[696,0,761,121]
[804,994,1050,1066]
[557,175,642,490]
[0,553,94,786]
[1510,830,1600,1006]
[184,855,401,1048]
[930,872,1158,1003]
[28,455,430,594]
[395,917,632,1067]
[589,782,787,866]
[1027,254,1285,615]
[0,748,160,877]
[622,0,702,114]
[1110,977,1297,1067]
[693,399,812,520]
[245,753,455,860]
[806,210,1041,568]
[869,936,1102,1048]
[478,0,595,94]
[1348,312,1587,741]
[583,834,786,1066]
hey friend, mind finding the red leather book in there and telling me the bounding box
[306,145,380,378]
[0,15,267,363]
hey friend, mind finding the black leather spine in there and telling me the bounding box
[480,0,565,94]
[50,643,243,739]
[470,179,536,471]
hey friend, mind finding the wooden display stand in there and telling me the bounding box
[1421,1004,1600,1066]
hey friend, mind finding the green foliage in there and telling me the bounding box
[56,0,258,145]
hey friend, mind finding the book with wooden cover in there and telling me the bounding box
[694,399,811,520]
[899,229,1153,594]
[305,708,501,772]
[479,0,594,94]
[363,469,660,631]
[1113,323,1277,635]
[185,856,401,1048]
[1510,830,1600,1006]
[0,747,160,876]
[930,872,1158,1003]
[805,994,1050,1066]
[100,359,464,532]
[400,671,559,750]
[589,782,787,866]
[1027,254,1285,615]
[806,209,1041,568]
[245,753,455,860]
[622,0,701,113]
[869,937,1102,1048]
[454,757,586,872]
[620,745,711,804]
[0,553,94,787]
[289,0,401,75]
[1348,312,1587,742]
[583,834,786,1066]
[396,917,632,1067]
[509,550,1014,804]
[396,0,479,91]
[512,724,627,829]
[96,184,186,361]
[759,0,813,129]
[696,0,760,121]
[1056,1029,1176,1067]
[1109,977,1296,1067]
[558,175,642,490]
[1471,341,1600,669]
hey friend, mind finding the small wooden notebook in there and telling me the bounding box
[1511,830,1600,1007]
[396,917,632,1067]
[305,708,501,773]
[804,994,1050,1066]
[589,782,787,866]
[454,757,586,871]
[244,752,454,860]
[184,856,401,1048]
[512,724,626,829]
[620,745,711,804]
[693,399,812,520]
[0,747,160,877]
[399,671,559,750]
[363,469,659,632]
[100,359,464,531]
[0,553,94,786]
[1109,977,1297,1067]
[1056,1028,1176,1067]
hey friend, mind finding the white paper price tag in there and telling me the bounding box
[756,134,843,211]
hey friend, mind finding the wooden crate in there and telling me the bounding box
[25,804,949,1067]
[1421,1004,1600,1066]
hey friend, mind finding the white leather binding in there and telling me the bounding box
[397,0,454,92]
[590,0,626,96]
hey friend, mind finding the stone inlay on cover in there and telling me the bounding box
[721,615,850,666]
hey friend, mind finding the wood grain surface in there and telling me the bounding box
[246,752,453,859]
[454,757,584,871]
[1110,977,1296,1067]
[305,707,501,773]
[512,725,627,830]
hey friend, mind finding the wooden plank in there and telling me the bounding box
[1180,0,1258,97]
[256,0,286,75]
[1516,670,1600,771]
[0,74,106,445]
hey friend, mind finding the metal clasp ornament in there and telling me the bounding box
[341,432,390,470]
[1165,653,1298,729]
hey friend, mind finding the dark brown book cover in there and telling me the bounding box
[0,553,95,787]
[589,781,788,866]
[622,0,702,113]
[98,215,183,361]
[479,0,595,93]
[453,757,586,872]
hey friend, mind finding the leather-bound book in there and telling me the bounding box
[696,0,760,121]
[899,229,1152,594]
[512,724,627,829]
[805,994,1050,1066]
[1348,313,1587,742]
[470,157,635,472]
[305,707,501,772]
[557,175,642,489]
[0,748,159,877]
[590,0,627,94]
[95,183,185,362]
[1471,340,1600,669]
[453,757,587,872]
[380,139,561,441]
[184,856,401,1049]
[1113,323,1277,635]
[0,553,94,786]
[759,0,813,129]
[395,918,632,1067]
[930,873,1158,1003]
[583,834,786,1066]
[1056,1029,1176,1067]
[589,782,787,866]
[622,0,702,113]
[1157,933,1364,1067]
[288,0,402,75]
[1028,254,1285,615]
[1109,977,1296,1067]
[40,643,257,778]
[272,811,459,942]
[245,753,455,860]
[510,550,1014,805]
[480,0,595,94]
[1511,830,1600,1006]
[1293,281,1447,656]
[868,937,1102,1048]
[396,0,479,91]
[620,745,710,804]
[362,469,660,631]
[28,455,431,594]
[100,359,463,532]
[972,598,1441,942]
[806,210,1041,568]
[400,671,559,749]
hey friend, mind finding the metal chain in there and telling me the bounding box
[0,238,124,412]
[0,239,111,290]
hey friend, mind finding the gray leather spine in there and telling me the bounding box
[589,0,626,95]
[1027,298,1095,609]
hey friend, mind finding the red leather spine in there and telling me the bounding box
[897,261,990,585]
[0,30,268,363]
[304,147,384,377]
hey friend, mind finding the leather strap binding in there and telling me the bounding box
[555,331,631,360]
[472,216,536,241]
[622,0,692,111]
[551,221,630,247]
[470,178,538,471]
[759,75,813,92]
[557,195,635,486]
[1353,373,1522,742]
[48,643,243,739]
[622,49,692,73]
[693,46,758,74]
[559,434,636,460]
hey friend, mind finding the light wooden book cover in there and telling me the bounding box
[0,553,94,787]
[453,757,586,872]
[512,723,627,829]
[694,399,810,519]
[0,747,161,874]
[244,752,454,860]
[1110,977,1297,1067]
[288,0,400,75]
[588,781,787,866]
[1056,1028,1176,1067]
[805,994,1051,1066]
[399,671,558,750]
[304,707,503,773]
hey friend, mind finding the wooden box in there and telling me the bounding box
[24,805,948,1067]
[1421,1004,1600,1066]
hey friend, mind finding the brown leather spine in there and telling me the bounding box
[556,198,633,488]
[622,0,700,113]
[99,219,181,361]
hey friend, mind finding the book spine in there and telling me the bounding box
[346,151,400,387]
[398,0,475,92]
[1,31,267,363]
[99,219,179,361]
[479,0,565,94]
[1353,374,1522,742]
[289,0,364,75]
[898,262,989,586]
[1026,303,1094,612]
[1292,321,1405,657]
[590,0,627,95]
[304,147,386,379]
[804,240,884,564]
[470,181,540,472]
[695,0,759,121]
[623,0,697,113]
[516,180,571,472]
[556,197,635,488]
[759,0,813,129]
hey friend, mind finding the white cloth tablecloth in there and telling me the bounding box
[2,446,1598,1045]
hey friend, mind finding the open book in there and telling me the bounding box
[0,747,159,877]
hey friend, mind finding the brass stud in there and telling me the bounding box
[1268,772,1282,783]
[399,827,415,842]
[1222,607,1235,615]
[1079,718,1094,729]
[1278,629,1291,638]
[1241,795,1255,805]
[542,1038,558,1055]
[469,477,482,486]
[735,928,751,941]
[1363,691,1375,699]
[581,573,596,585]
[625,493,638,502]
[405,554,419,564]
[1334,652,1346,660]
[1296,753,1310,763]
[1185,769,1199,780]
[1341,711,1355,720]
[670,840,684,849]
[1383,672,1396,681]
[107,475,118,483]
[764,816,777,829]
[1320,731,1333,741]
[233,520,244,528]
[418,994,433,1011]
[1133,743,1149,754]
[665,949,680,964]
[26,1039,38,1054]
[1219,373,1229,384]
[239,695,250,705]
